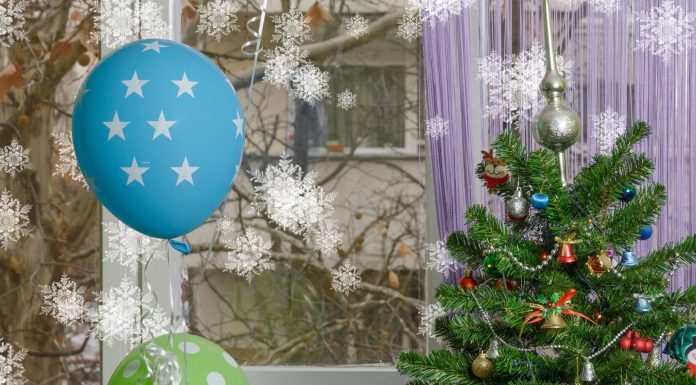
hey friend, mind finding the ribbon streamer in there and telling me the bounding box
[520,289,595,336]
[140,341,182,385]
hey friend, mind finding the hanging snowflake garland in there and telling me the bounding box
[139,1,169,40]
[251,155,342,257]
[426,240,458,274]
[52,132,87,188]
[0,139,30,177]
[91,0,169,48]
[0,339,26,385]
[478,41,573,123]
[344,14,368,39]
[417,303,446,340]
[40,273,88,329]
[104,221,164,272]
[196,0,241,41]
[0,0,26,47]
[223,230,274,282]
[425,115,449,139]
[290,64,330,105]
[396,10,421,42]
[215,216,236,234]
[419,0,476,24]
[636,0,695,63]
[264,46,307,88]
[336,89,356,110]
[587,0,621,15]
[0,190,31,250]
[331,263,361,295]
[271,8,312,47]
[592,107,626,155]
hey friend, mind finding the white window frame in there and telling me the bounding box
[99,1,440,384]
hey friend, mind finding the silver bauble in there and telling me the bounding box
[532,101,581,152]
[485,339,501,359]
[580,359,597,382]
[506,188,529,221]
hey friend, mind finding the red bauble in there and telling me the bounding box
[641,338,654,353]
[495,279,517,291]
[459,276,478,291]
[631,332,646,352]
[539,251,551,261]
[619,331,633,350]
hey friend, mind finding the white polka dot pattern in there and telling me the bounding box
[207,371,225,385]
[122,360,140,378]
[178,341,200,354]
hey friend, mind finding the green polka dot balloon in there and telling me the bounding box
[108,333,248,385]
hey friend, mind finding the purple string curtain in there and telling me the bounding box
[424,0,696,289]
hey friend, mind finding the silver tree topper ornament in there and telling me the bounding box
[531,0,581,186]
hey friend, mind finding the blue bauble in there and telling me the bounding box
[530,193,549,209]
[620,186,637,202]
[639,224,653,240]
[72,39,245,239]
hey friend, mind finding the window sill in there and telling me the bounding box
[243,366,408,385]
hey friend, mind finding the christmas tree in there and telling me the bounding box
[397,2,696,384]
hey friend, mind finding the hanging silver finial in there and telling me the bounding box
[532,0,581,186]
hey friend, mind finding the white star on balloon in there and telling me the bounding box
[103,111,129,140]
[171,157,199,186]
[172,73,197,98]
[121,71,149,98]
[121,157,149,186]
[147,110,176,140]
[233,111,244,138]
[141,40,167,53]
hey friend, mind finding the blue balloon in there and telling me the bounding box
[72,39,244,239]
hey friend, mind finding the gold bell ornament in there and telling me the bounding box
[471,351,494,379]
[541,312,568,331]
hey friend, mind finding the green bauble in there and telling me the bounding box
[483,254,501,277]
[664,324,696,363]
[108,333,248,385]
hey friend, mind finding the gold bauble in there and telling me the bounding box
[471,352,493,379]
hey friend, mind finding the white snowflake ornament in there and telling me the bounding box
[331,263,361,295]
[91,0,169,48]
[224,230,274,282]
[0,190,31,249]
[587,0,620,15]
[636,0,695,63]
[396,10,421,42]
[41,273,87,328]
[417,303,446,340]
[271,8,311,47]
[104,221,164,272]
[426,240,458,274]
[0,0,26,47]
[196,0,240,41]
[290,64,330,105]
[0,139,30,177]
[264,46,306,88]
[592,107,626,155]
[344,15,368,39]
[139,1,169,40]
[52,132,87,188]
[425,115,449,139]
[337,89,356,110]
[0,339,26,385]
[215,216,236,233]
[420,0,476,24]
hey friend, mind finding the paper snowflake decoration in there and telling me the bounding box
[0,0,26,47]
[271,8,311,47]
[52,132,87,188]
[139,1,168,40]
[636,0,695,63]
[592,107,626,155]
[0,190,31,249]
[41,273,87,328]
[0,139,30,177]
[104,221,164,272]
[215,216,236,234]
[90,277,168,346]
[425,115,449,138]
[251,155,341,257]
[417,303,446,340]
[396,10,421,42]
[290,64,330,105]
[419,0,476,24]
[344,14,368,39]
[264,46,307,87]
[0,339,26,385]
[478,41,573,123]
[196,0,240,41]
[336,89,356,110]
[92,0,169,48]
[426,240,458,274]
[223,230,274,282]
[587,0,620,15]
[331,263,361,295]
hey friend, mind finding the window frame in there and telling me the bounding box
[99,2,436,385]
